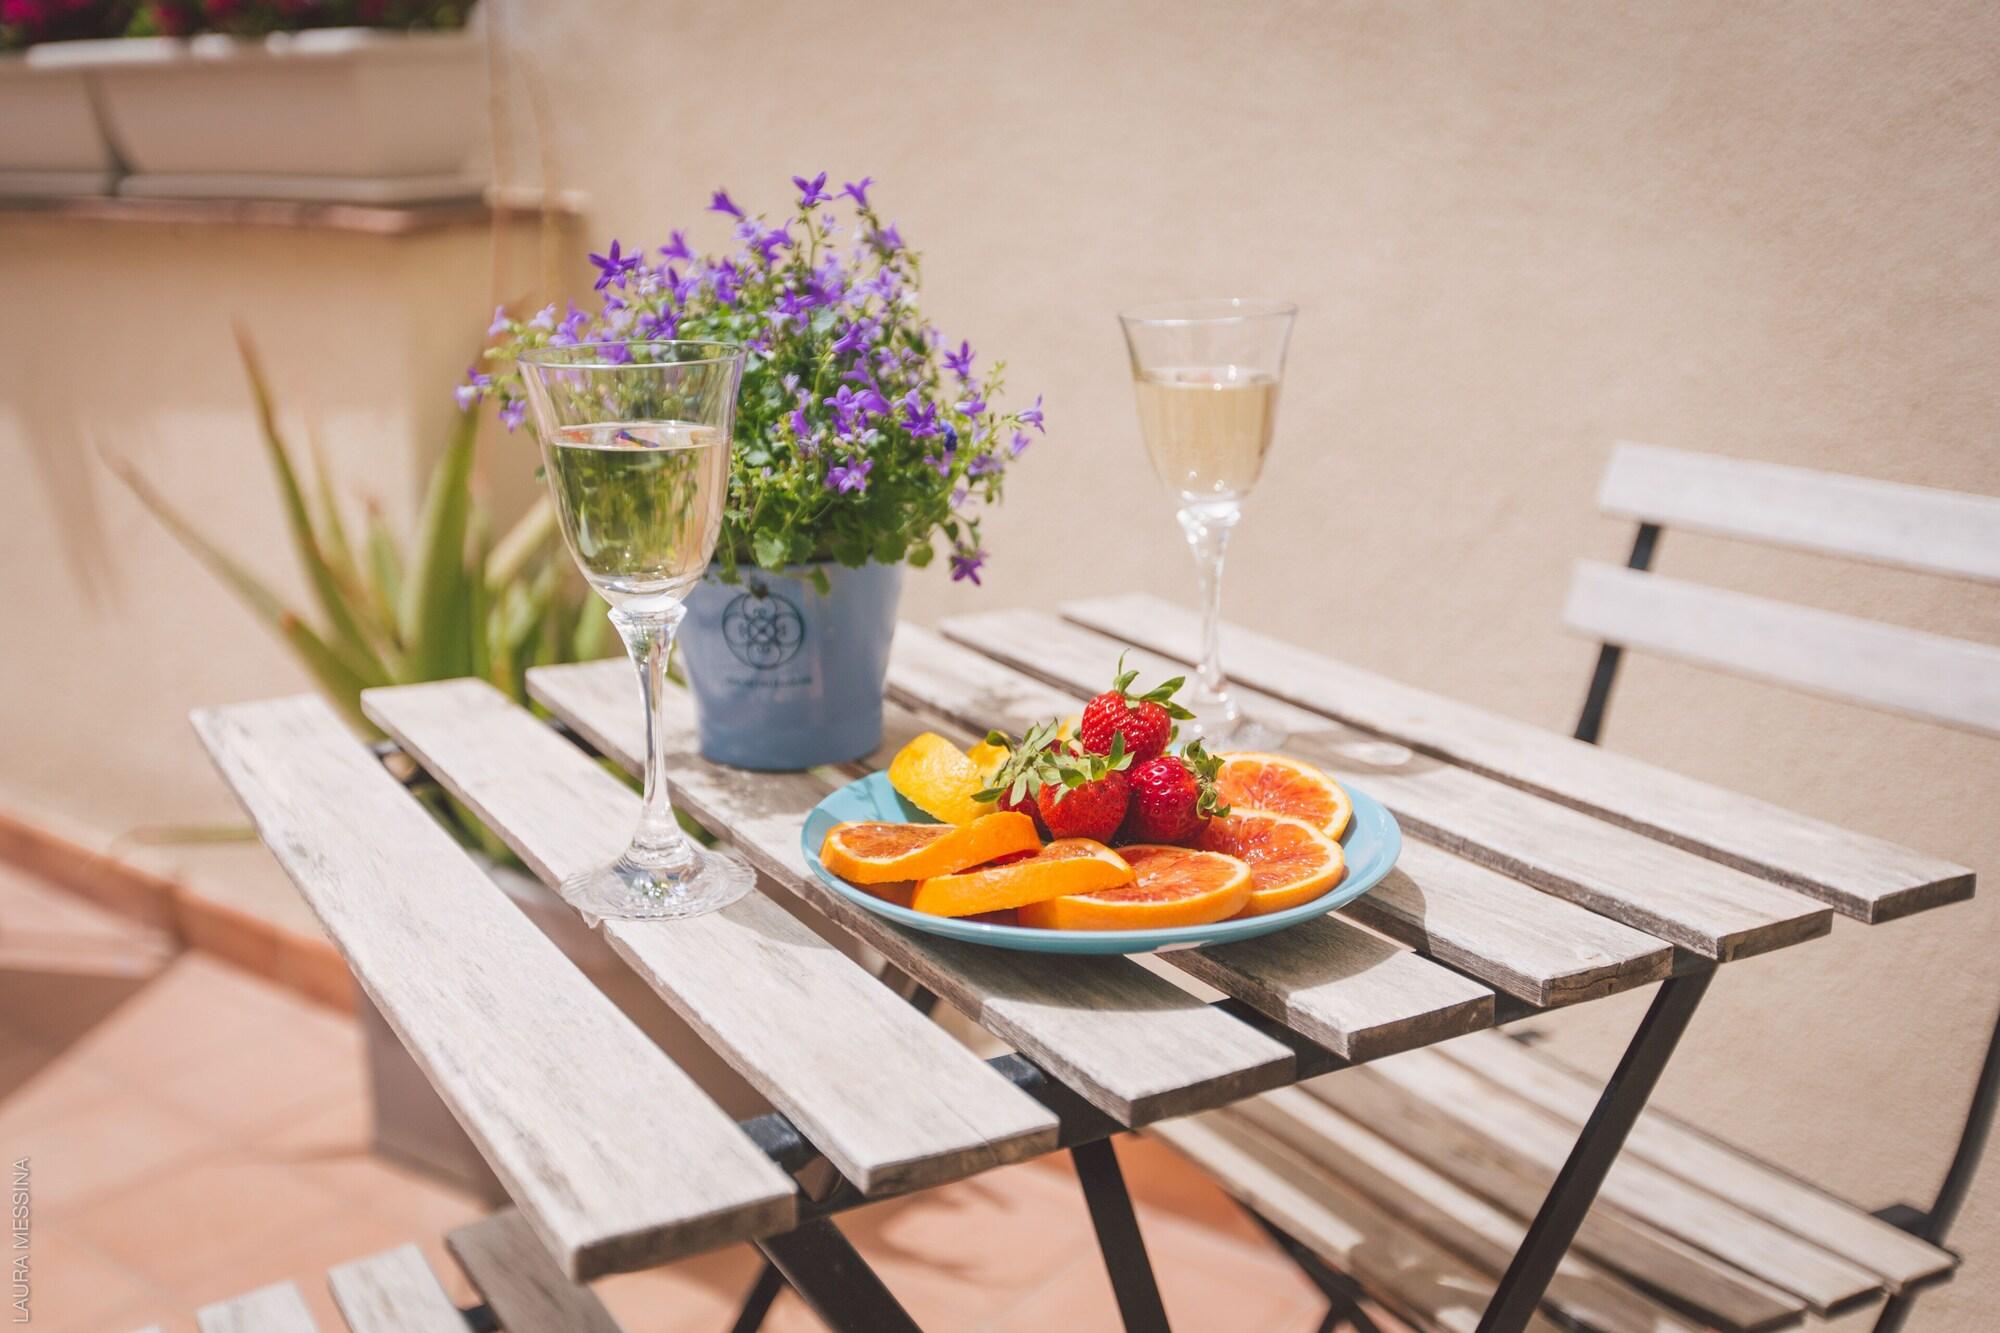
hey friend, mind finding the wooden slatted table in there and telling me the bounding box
[193,595,1973,1332]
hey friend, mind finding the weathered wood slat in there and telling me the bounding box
[526,661,1294,1126]
[1566,561,2000,738]
[893,626,1676,1010]
[195,1282,318,1333]
[1599,441,2000,584]
[192,697,797,1280]
[327,1244,467,1333]
[1148,1114,1566,1333]
[1231,1088,1706,1333]
[1320,1050,1883,1314]
[1300,1064,1807,1330]
[933,614,1832,961]
[1439,1032,1957,1293]
[364,679,1059,1197]
[1064,593,1972,922]
[448,1212,625,1333]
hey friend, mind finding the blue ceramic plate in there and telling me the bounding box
[800,770,1402,955]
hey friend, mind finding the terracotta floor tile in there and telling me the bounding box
[147,1020,363,1138]
[63,1157,349,1292]
[74,1302,198,1333]
[597,1242,769,1332]
[844,1155,1091,1297]
[13,1223,168,1331]
[63,955,337,1085]
[4,1093,217,1219]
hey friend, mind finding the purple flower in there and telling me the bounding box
[752,224,792,267]
[923,450,955,477]
[711,260,742,307]
[841,177,875,208]
[663,266,700,306]
[487,305,510,337]
[1019,394,1044,432]
[745,334,773,357]
[659,230,693,262]
[1009,429,1032,458]
[951,484,969,508]
[825,457,873,493]
[528,303,558,332]
[792,171,831,208]
[950,546,986,585]
[769,289,813,331]
[709,188,744,218]
[869,223,904,254]
[789,406,814,441]
[957,396,987,417]
[860,268,901,302]
[900,391,943,438]
[589,239,642,291]
[830,321,867,356]
[499,397,527,430]
[968,452,1003,477]
[601,342,632,365]
[943,339,974,381]
[552,302,590,345]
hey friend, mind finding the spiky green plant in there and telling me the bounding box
[110,331,610,853]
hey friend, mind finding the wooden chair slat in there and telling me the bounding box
[1439,1032,1957,1292]
[1298,1065,1808,1330]
[1315,1050,1882,1314]
[935,614,1832,961]
[1063,593,1973,922]
[448,1212,625,1333]
[363,678,1060,1196]
[326,1244,466,1333]
[1148,1114,1569,1333]
[1230,1088,1707,1333]
[1599,441,2000,584]
[1566,561,2000,737]
[526,661,1294,1126]
[192,697,797,1280]
[195,1281,318,1333]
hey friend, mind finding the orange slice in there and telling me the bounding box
[1214,752,1353,838]
[1018,844,1251,931]
[1197,811,1346,916]
[821,812,1039,884]
[910,839,1133,918]
[888,732,998,825]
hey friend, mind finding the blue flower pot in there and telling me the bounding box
[680,561,904,770]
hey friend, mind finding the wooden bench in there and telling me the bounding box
[1057,442,1993,1330]
[162,1211,622,1333]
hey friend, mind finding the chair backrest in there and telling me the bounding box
[1566,440,2000,741]
[1566,440,2000,1303]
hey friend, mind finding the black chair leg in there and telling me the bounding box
[727,1259,786,1333]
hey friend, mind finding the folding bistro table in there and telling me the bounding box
[194,596,1974,1333]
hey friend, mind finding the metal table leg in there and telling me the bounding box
[1073,1137,1173,1333]
[727,1260,785,1333]
[755,1218,922,1333]
[1476,967,1715,1333]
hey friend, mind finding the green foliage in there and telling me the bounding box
[111,334,604,851]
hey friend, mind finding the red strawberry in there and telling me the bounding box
[974,721,1065,834]
[1036,735,1134,842]
[1119,741,1230,845]
[1078,655,1195,762]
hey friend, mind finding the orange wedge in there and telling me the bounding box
[821,812,1039,884]
[888,732,999,825]
[1197,811,1346,917]
[910,839,1133,918]
[1018,844,1251,931]
[1214,752,1353,838]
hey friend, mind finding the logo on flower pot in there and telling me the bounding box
[721,585,806,669]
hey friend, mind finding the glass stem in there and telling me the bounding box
[1177,503,1241,724]
[609,604,692,865]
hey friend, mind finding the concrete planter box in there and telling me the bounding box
[0,51,117,195]
[35,25,487,203]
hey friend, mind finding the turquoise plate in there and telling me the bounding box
[800,770,1402,955]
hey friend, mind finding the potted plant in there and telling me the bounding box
[473,174,1047,769]
[29,0,485,202]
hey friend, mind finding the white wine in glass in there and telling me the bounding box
[519,342,753,922]
[1120,301,1296,749]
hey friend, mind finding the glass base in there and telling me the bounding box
[1182,693,1288,752]
[560,844,755,922]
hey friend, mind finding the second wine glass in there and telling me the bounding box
[1119,298,1296,750]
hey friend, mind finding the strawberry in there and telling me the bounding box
[1078,654,1195,763]
[974,721,1065,833]
[1119,740,1230,845]
[1036,734,1134,842]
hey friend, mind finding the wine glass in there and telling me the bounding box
[517,340,755,921]
[1119,298,1297,749]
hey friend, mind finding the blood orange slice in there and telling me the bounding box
[1196,811,1346,917]
[1017,844,1251,931]
[821,811,1039,884]
[909,839,1133,917]
[1213,752,1353,838]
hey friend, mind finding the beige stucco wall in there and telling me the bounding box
[5,0,1998,1325]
